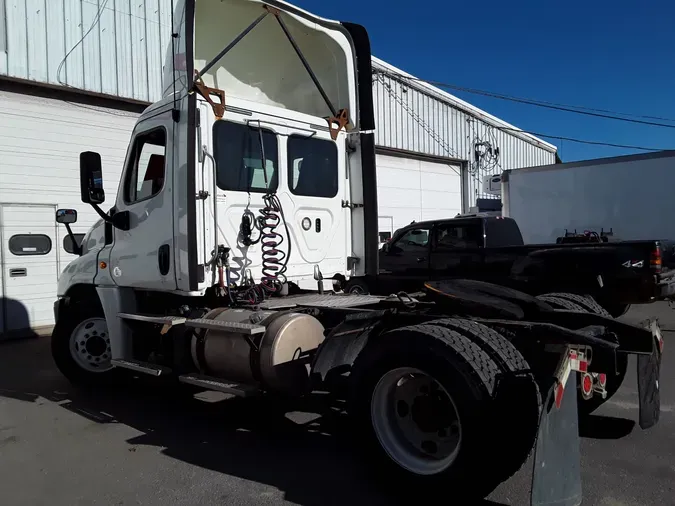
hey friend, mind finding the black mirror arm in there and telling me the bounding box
[63,223,83,256]
[90,203,130,231]
[91,203,111,223]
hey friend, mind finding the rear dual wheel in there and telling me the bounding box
[350,322,540,501]
[538,292,628,414]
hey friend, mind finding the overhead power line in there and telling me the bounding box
[374,69,670,152]
[495,126,664,151]
[374,69,675,130]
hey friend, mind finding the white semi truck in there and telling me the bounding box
[52,1,663,504]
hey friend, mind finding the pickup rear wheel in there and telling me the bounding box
[350,324,535,501]
[343,278,370,295]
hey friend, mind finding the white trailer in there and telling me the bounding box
[501,150,675,244]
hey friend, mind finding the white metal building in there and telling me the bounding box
[0,0,556,337]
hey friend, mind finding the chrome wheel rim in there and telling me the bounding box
[371,367,462,475]
[69,317,113,373]
[348,284,367,295]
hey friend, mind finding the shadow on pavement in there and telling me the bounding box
[579,414,636,440]
[0,337,505,506]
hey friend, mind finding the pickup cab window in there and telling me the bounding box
[484,218,524,247]
[391,227,430,254]
[434,223,482,250]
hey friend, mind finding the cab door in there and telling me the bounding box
[283,131,347,283]
[379,224,432,293]
[106,112,177,290]
[429,220,484,280]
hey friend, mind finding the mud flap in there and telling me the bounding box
[637,344,661,430]
[531,374,582,506]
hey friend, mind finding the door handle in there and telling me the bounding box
[9,268,27,277]
[416,257,426,263]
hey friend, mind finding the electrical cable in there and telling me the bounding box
[56,0,110,87]
[374,69,675,129]
[376,70,669,152]
[494,126,666,151]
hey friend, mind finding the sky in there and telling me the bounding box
[292,0,675,162]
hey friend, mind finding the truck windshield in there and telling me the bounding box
[485,218,524,247]
[213,121,278,193]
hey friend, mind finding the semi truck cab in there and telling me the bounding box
[58,0,377,302]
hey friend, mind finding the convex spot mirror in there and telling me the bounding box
[56,209,78,224]
[80,151,105,205]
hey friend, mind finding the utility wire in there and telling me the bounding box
[495,126,665,151]
[375,70,670,152]
[374,69,675,130]
[57,0,110,87]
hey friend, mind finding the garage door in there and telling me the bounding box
[376,153,463,233]
[0,89,140,337]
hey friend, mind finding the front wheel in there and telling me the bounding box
[343,278,370,295]
[52,303,118,386]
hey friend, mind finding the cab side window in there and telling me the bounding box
[124,129,167,204]
[288,135,338,198]
[434,223,481,250]
[391,227,430,254]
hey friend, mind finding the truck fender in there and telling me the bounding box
[55,284,103,323]
[311,314,383,383]
[311,310,418,383]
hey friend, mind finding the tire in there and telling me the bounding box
[542,293,611,317]
[349,323,536,502]
[603,303,631,318]
[537,293,627,414]
[344,278,370,295]
[428,318,529,372]
[425,319,541,483]
[51,302,119,387]
[537,295,586,312]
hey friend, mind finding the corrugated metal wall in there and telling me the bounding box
[0,0,556,204]
[0,0,174,103]
[372,65,557,202]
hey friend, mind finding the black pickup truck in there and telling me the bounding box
[347,215,675,316]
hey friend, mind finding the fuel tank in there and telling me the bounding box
[191,307,325,393]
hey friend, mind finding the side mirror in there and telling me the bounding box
[56,209,78,224]
[55,209,82,256]
[80,151,105,204]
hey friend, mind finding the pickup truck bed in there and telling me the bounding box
[358,215,675,315]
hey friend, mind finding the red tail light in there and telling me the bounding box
[651,245,662,272]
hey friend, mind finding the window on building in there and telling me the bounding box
[8,234,52,256]
[378,231,392,244]
[288,135,338,198]
[434,223,482,250]
[63,234,85,254]
[213,121,278,193]
[124,129,167,204]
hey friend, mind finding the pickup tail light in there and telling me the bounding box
[650,245,662,272]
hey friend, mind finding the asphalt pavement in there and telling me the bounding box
[1,303,674,506]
